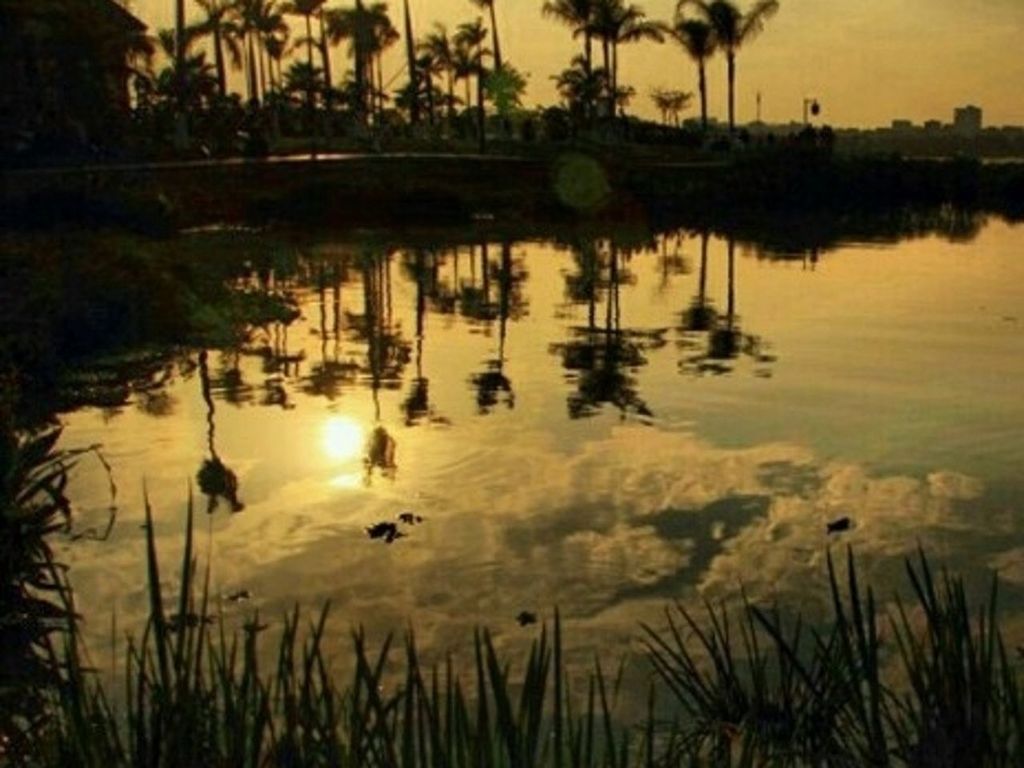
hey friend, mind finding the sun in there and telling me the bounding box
[322,416,364,462]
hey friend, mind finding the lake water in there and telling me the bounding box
[57,217,1024,669]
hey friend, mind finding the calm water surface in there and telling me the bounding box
[58,219,1024,665]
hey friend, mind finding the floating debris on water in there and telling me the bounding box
[516,611,538,627]
[226,589,251,603]
[366,521,404,543]
[398,512,425,525]
[366,512,426,544]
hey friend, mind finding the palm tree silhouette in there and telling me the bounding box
[195,0,242,99]
[171,0,188,145]
[542,0,595,72]
[325,0,389,121]
[369,7,400,121]
[553,56,606,129]
[650,87,692,126]
[680,0,779,132]
[283,0,324,119]
[316,2,333,99]
[401,0,421,124]
[233,0,259,100]
[542,0,597,122]
[589,0,664,119]
[235,0,284,102]
[469,0,503,71]
[264,29,289,93]
[257,0,287,98]
[154,27,219,110]
[455,17,490,150]
[421,24,457,130]
[669,16,716,131]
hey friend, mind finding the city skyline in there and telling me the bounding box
[129,0,1024,128]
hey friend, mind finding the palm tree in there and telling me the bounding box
[452,39,475,116]
[420,24,456,127]
[325,1,375,120]
[195,0,241,98]
[402,0,420,124]
[329,2,398,121]
[316,3,332,94]
[155,26,219,109]
[265,32,288,91]
[680,0,779,132]
[553,55,606,127]
[255,0,287,96]
[369,8,399,120]
[670,17,715,130]
[235,0,277,101]
[650,87,668,124]
[174,0,186,104]
[650,87,691,125]
[283,0,325,115]
[542,0,595,122]
[455,17,489,150]
[413,50,442,125]
[469,0,502,71]
[542,0,594,72]
[589,0,663,119]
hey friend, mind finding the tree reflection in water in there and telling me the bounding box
[401,249,450,426]
[552,238,664,419]
[196,349,244,513]
[347,250,407,482]
[301,259,359,400]
[678,236,776,377]
[468,242,528,415]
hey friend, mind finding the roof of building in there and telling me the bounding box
[3,0,146,32]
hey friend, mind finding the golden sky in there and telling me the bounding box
[133,0,1024,127]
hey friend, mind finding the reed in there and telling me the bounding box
[27,496,647,768]
[6,475,1022,765]
[644,547,1024,766]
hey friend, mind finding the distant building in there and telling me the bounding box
[0,0,147,158]
[891,119,914,132]
[953,105,982,135]
[924,119,943,132]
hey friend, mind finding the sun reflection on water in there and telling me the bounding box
[322,415,365,462]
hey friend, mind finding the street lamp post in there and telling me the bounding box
[803,97,821,125]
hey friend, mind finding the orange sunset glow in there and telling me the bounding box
[128,0,1024,126]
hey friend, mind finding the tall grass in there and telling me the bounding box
[6,477,1024,765]
[33,497,650,768]
[644,548,1024,766]
[0,375,111,759]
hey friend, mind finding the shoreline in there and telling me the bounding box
[3,150,1022,234]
